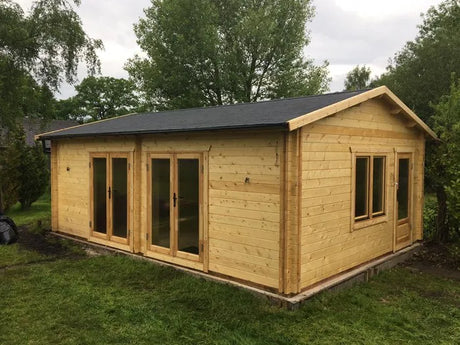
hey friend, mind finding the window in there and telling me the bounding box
[354,155,386,222]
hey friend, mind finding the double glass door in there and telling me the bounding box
[91,153,129,244]
[149,154,201,260]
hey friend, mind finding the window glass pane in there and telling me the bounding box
[112,158,128,238]
[152,159,170,248]
[177,159,199,254]
[398,158,409,220]
[372,157,385,215]
[93,158,107,234]
[355,157,369,219]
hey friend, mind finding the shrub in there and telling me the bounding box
[0,128,49,211]
[424,195,438,241]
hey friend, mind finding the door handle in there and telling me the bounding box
[173,192,177,207]
[108,186,111,199]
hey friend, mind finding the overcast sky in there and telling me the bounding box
[17,0,444,99]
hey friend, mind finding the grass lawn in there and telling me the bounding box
[0,196,459,344]
[0,242,459,344]
[0,191,52,267]
[5,190,51,226]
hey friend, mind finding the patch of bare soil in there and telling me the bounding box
[16,225,83,258]
[404,242,460,281]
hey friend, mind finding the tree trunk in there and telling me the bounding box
[435,186,449,243]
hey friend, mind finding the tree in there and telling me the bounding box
[429,78,460,242]
[54,97,81,121]
[344,65,371,91]
[0,0,102,129]
[0,0,101,212]
[373,0,460,242]
[0,128,49,211]
[374,0,460,123]
[0,130,22,212]
[73,76,138,122]
[126,0,330,110]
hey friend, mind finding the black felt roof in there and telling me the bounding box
[38,90,368,140]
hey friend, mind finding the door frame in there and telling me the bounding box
[89,152,132,248]
[393,152,413,251]
[146,152,208,270]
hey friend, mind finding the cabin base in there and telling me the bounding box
[50,231,421,309]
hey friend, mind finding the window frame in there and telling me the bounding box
[351,152,388,231]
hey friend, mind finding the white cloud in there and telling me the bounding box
[334,0,442,19]
[308,0,444,91]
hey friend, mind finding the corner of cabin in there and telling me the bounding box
[299,96,426,290]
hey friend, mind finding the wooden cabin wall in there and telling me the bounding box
[52,130,283,290]
[300,98,425,290]
[53,138,136,239]
[141,131,282,289]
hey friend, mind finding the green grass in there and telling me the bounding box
[1,192,52,267]
[0,249,458,344]
[5,190,51,226]
[1,195,458,344]
[0,243,48,267]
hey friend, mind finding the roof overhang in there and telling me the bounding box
[287,86,438,140]
[35,122,289,141]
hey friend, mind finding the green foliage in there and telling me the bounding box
[344,65,371,91]
[430,78,460,241]
[0,58,56,129]
[72,76,138,122]
[374,0,460,123]
[0,128,22,211]
[54,97,81,121]
[0,0,102,129]
[127,0,330,110]
[0,128,49,211]
[373,0,460,243]
[18,143,49,210]
[423,194,438,240]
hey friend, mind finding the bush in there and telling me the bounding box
[424,195,438,241]
[0,128,49,211]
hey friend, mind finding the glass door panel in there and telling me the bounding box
[177,159,200,254]
[91,153,130,245]
[112,158,128,238]
[93,157,107,234]
[151,159,171,249]
[397,158,409,221]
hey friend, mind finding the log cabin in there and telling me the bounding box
[37,86,437,296]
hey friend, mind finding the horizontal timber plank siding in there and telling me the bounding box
[53,130,282,289]
[300,98,425,289]
[140,131,282,289]
[55,138,135,239]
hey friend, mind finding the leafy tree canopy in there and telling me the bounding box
[344,65,371,91]
[429,78,460,241]
[126,0,330,110]
[374,0,460,123]
[0,0,102,129]
[64,76,139,122]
